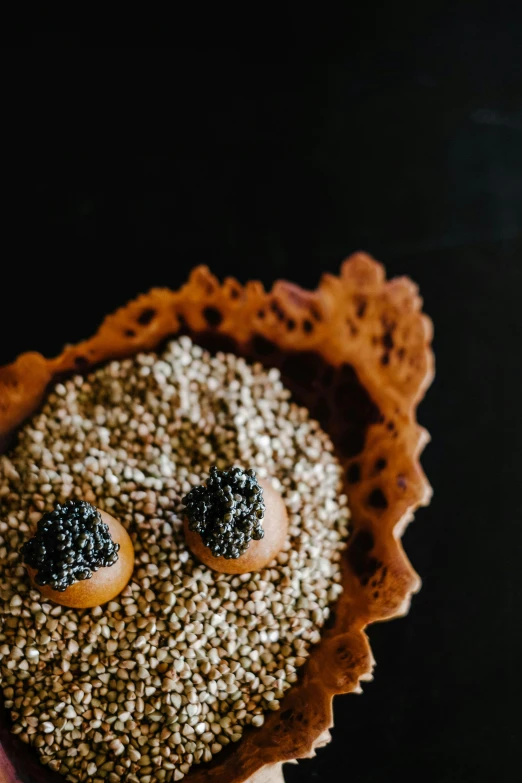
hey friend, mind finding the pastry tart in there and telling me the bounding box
[0,254,433,783]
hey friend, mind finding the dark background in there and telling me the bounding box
[1,9,521,783]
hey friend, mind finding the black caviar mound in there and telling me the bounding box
[20,501,120,591]
[183,466,265,559]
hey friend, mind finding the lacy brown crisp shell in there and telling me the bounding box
[0,253,434,783]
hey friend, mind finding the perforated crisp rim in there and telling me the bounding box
[0,253,434,783]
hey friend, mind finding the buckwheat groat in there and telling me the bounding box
[0,336,349,782]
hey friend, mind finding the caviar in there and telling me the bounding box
[20,501,120,591]
[183,466,265,559]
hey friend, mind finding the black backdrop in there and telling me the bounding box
[1,10,521,783]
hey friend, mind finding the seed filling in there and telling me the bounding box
[0,336,350,782]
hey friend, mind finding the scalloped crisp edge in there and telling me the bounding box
[0,253,434,783]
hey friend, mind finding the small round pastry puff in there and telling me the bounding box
[184,478,288,574]
[26,510,135,609]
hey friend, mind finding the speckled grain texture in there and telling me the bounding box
[0,253,434,783]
